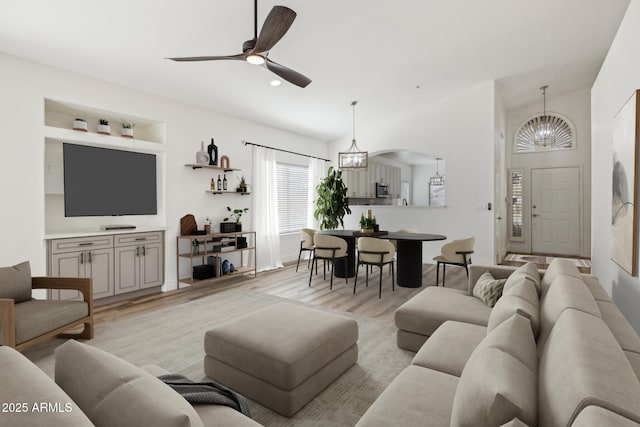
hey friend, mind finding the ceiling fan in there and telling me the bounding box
[168,0,311,88]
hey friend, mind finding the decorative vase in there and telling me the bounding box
[207,138,218,166]
[196,141,210,165]
[97,124,110,135]
[73,119,87,131]
[361,228,374,233]
[121,128,134,138]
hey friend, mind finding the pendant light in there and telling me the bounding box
[338,101,368,169]
[430,158,444,185]
[535,85,553,146]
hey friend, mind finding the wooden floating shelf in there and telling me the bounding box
[206,190,250,195]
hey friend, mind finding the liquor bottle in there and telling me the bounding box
[223,174,228,191]
[217,175,222,191]
[210,178,215,191]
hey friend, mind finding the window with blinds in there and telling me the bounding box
[276,162,309,234]
[511,170,524,240]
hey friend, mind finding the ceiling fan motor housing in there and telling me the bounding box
[242,39,257,53]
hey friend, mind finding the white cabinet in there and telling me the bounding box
[48,235,115,300]
[47,230,164,301]
[114,232,164,295]
[344,162,402,199]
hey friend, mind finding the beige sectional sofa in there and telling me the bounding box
[358,259,640,426]
[0,340,260,427]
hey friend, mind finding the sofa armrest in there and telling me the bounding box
[468,264,518,294]
[32,277,93,305]
[0,298,16,347]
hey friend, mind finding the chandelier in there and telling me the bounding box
[338,101,368,169]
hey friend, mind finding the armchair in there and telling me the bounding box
[0,261,93,352]
[432,237,475,287]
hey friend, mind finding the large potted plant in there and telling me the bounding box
[314,167,351,230]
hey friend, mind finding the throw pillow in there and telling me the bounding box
[0,261,32,303]
[473,271,506,307]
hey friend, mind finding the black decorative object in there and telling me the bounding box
[208,138,218,166]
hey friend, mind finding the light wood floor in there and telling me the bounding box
[94,261,469,324]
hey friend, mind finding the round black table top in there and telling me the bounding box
[317,229,447,241]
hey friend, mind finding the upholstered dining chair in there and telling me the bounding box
[433,237,475,287]
[355,237,395,298]
[309,234,348,290]
[296,228,315,272]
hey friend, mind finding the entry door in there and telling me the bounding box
[531,167,580,255]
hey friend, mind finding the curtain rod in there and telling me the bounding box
[242,140,331,162]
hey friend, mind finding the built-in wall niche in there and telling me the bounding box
[43,99,167,234]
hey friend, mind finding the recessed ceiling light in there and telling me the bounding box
[270,80,282,87]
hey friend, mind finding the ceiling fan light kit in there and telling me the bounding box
[339,101,368,170]
[168,0,311,88]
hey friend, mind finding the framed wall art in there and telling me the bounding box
[611,89,640,276]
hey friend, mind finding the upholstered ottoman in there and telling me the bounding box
[204,302,359,416]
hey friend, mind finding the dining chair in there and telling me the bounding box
[309,234,348,290]
[296,228,315,272]
[433,237,475,287]
[355,237,395,298]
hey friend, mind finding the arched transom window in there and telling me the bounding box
[514,113,575,152]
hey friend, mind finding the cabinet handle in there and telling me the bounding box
[87,251,92,263]
[135,237,147,241]
[80,252,84,264]
[142,246,146,256]
[136,247,140,257]
[79,242,94,246]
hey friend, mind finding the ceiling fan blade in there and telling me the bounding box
[253,6,297,53]
[265,58,311,88]
[168,54,245,62]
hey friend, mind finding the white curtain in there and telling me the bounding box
[307,158,328,229]
[251,146,283,272]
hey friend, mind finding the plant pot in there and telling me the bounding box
[121,128,134,138]
[361,228,374,233]
[97,124,111,135]
[235,223,242,232]
[72,119,87,131]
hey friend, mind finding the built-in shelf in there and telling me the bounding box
[45,127,165,153]
[185,163,239,172]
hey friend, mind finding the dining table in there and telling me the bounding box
[316,230,446,288]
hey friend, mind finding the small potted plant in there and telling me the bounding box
[121,122,135,138]
[97,119,110,135]
[223,206,249,232]
[359,214,375,233]
[72,118,87,131]
[237,176,248,193]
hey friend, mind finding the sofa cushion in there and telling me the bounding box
[0,346,94,427]
[395,287,491,338]
[540,259,581,296]
[355,365,458,427]
[581,274,613,302]
[14,300,89,345]
[411,321,487,377]
[450,313,537,427]
[503,262,540,295]
[499,419,530,427]
[487,278,540,338]
[538,310,640,427]
[0,260,32,303]
[538,275,601,356]
[473,271,506,307]
[571,406,640,427]
[596,300,640,354]
[625,351,640,381]
[55,340,204,427]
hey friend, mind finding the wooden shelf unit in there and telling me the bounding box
[176,231,256,288]
[185,163,239,172]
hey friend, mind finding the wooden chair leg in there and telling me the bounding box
[329,258,335,290]
[436,262,440,286]
[378,265,383,299]
[308,257,316,287]
[442,263,446,287]
[296,244,303,272]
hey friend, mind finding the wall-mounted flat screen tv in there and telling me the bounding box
[63,143,157,217]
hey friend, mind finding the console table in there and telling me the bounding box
[176,231,256,288]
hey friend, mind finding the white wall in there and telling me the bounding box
[506,88,592,257]
[329,81,497,264]
[591,0,640,333]
[0,52,327,286]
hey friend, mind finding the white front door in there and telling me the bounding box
[531,167,580,255]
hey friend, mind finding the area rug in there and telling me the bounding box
[504,253,592,269]
[24,288,414,426]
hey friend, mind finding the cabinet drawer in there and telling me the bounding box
[115,231,163,247]
[50,235,114,254]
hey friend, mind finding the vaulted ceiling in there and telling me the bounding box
[0,0,630,141]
